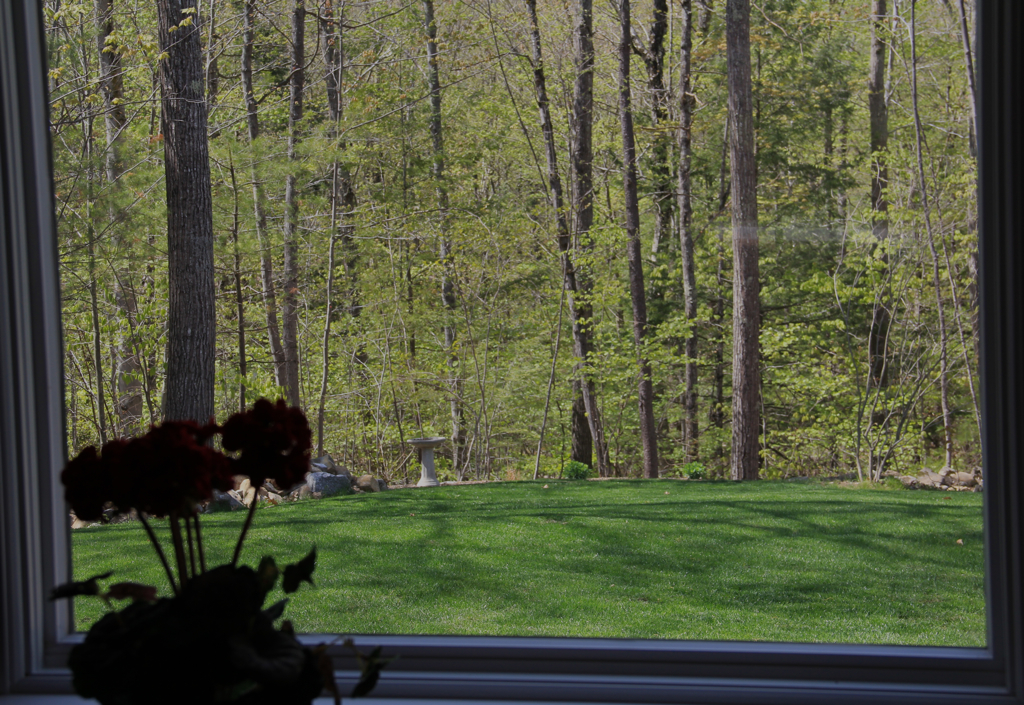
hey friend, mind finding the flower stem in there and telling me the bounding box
[193,514,206,573]
[139,513,178,596]
[168,512,190,588]
[185,514,197,578]
[231,496,258,567]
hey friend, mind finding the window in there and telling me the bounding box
[2,0,1023,702]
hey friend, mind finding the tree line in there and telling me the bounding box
[47,0,980,482]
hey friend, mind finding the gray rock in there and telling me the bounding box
[918,469,943,487]
[288,483,311,500]
[307,471,352,497]
[70,512,95,529]
[357,474,380,492]
[210,489,245,512]
[954,471,977,487]
[312,453,337,468]
[899,475,919,488]
[378,478,389,491]
[311,454,339,474]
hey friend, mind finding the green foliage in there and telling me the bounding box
[682,462,706,480]
[49,0,981,482]
[562,460,593,481]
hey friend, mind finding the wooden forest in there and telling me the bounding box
[47,0,980,483]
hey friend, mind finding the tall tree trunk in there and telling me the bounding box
[317,1,359,454]
[640,0,672,261]
[955,0,977,156]
[523,0,596,472]
[909,0,953,469]
[867,0,890,391]
[281,0,305,407]
[697,0,713,35]
[156,0,215,423]
[523,0,583,474]
[710,120,730,458]
[423,0,463,475]
[228,150,246,414]
[205,0,218,110]
[570,0,610,476]
[677,0,698,462]
[725,0,760,481]
[618,0,659,479]
[96,0,143,433]
[318,195,339,456]
[241,0,286,389]
[86,139,107,443]
[955,0,981,435]
[94,0,124,184]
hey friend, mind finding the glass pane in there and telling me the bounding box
[49,0,983,646]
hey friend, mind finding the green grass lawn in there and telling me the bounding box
[71,480,985,645]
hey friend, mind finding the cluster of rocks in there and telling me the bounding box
[893,467,983,492]
[206,454,389,513]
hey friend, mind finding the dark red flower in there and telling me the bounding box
[112,421,232,517]
[62,444,117,521]
[221,399,312,490]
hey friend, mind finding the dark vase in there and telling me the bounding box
[68,565,324,705]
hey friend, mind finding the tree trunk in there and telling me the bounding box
[423,0,463,475]
[523,0,596,470]
[954,0,981,437]
[96,0,144,433]
[94,0,124,184]
[228,150,246,414]
[955,0,977,156]
[725,0,760,481]
[570,0,610,476]
[640,0,672,262]
[677,0,699,462]
[241,0,286,389]
[156,0,215,423]
[281,0,305,407]
[618,0,659,479]
[710,120,730,464]
[867,0,890,391]
[523,0,586,473]
[206,0,218,110]
[317,1,359,454]
[86,154,107,443]
[909,0,953,469]
[318,198,339,456]
[697,0,713,35]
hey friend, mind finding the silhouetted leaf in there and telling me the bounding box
[282,546,316,594]
[105,582,157,602]
[345,639,394,698]
[49,571,114,600]
[313,644,340,705]
[262,598,288,622]
[257,555,279,594]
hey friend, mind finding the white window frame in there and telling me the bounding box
[2,1,1022,702]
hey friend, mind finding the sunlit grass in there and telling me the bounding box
[72,480,984,645]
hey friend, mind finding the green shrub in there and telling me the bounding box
[562,460,593,480]
[683,461,706,480]
[882,476,906,491]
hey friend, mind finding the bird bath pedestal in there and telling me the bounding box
[408,437,446,487]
